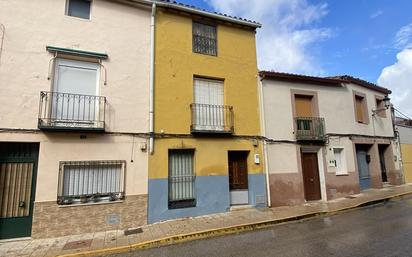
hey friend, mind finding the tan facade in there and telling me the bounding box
[0,0,151,238]
[260,73,402,207]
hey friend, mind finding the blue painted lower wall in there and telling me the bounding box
[148,173,267,223]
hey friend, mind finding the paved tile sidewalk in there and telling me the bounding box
[1,184,412,257]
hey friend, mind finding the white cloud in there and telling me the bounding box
[369,10,383,19]
[378,49,412,117]
[206,0,333,75]
[394,23,412,50]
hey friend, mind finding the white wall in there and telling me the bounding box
[261,80,394,141]
[0,0,151,133]
[398,125,412,144]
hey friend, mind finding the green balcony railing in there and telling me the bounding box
[295,117,326,141]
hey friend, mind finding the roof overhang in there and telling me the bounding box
[259,71,343,87]
[127,0,261,29]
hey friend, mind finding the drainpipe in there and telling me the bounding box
[258,75,271,207]
[149,2,156,154]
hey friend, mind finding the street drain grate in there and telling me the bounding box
[344,195,357,199]
[63,239,92,250]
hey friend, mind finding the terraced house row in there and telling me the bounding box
[0,0,404,240]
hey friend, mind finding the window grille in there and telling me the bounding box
[193,22,217,56]
[168,150,196,209]
[57,160,125,205]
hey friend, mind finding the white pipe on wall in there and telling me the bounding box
[149,2,156,154]
[258,76,271,207]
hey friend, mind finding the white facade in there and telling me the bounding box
[260,74,403,207]
[0,0,152,238]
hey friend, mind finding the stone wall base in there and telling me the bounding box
[32,194,147,238]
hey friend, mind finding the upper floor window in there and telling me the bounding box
[375,97,387,118]
[193,22,217,56]
[354,92,369,124]
[66,0,91,20]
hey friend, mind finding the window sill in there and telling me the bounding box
[58,200,124,208]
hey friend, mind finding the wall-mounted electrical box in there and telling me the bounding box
[254,154,260,164]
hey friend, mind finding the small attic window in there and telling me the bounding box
[66,0,91,20]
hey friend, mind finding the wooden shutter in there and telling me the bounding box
[355,96,364,122]
[295,95,313,117]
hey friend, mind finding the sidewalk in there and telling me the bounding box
[1,184,412,257]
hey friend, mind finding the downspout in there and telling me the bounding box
[258,75,271,207]
[149,2,156,154]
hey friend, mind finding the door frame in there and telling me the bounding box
[354,143,373,191]
[299,146,327,201]
[0,143,39,240]
[228,151,249,205]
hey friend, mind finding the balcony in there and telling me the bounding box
[295,117,326,142]
[38,91,106,132]
[190,103,234,135]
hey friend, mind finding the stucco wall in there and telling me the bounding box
[0,0,151,133]
[398,125,412,144]
[0,132,148,202]
[261,80,394,141]
[154,10,261,136]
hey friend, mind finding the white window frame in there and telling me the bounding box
[333,147,348,175]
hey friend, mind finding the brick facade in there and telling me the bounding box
[32,194,147,238]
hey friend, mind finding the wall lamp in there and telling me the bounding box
[372,95,391,116]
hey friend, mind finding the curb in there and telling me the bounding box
[58,190,412,257]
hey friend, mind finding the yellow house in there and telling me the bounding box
[397,120,412,183]
[148,2,265,223]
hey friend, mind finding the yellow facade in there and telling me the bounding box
[150,10,263,179]
[402,144,412,183]
[153,10,261,136]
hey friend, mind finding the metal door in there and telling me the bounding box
[301,152,321,201]
[0,143,39,239]
[356,148,371,190]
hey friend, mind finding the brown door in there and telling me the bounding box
[228,152,248,190]
[295,95,313,117]
[301,152,321,201]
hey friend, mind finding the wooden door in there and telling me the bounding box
[301,152,321,201]
[228,152,248,190]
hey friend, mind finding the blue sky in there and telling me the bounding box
[177,0,412,116]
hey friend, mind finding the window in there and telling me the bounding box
[52,58,101,126]
[66,0,91,20]
[193,22,217,56]
[354,93,368,124]
[375,98,387,118]
[193,78,225,131]
[57,160,125,205]
[333,148,347,175]
[168,150,196,209]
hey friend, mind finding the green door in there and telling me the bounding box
[0,143,39,239]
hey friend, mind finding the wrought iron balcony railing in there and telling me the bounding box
[38,91,106,131]
[295,117,326,141]
[190,103,234,134]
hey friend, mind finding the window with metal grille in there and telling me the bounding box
[57,160,125,205]
[193,22,217,56]
[66,0,91,20]
[168,150,196,209]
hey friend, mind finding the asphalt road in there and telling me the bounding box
[106,196,412,257]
